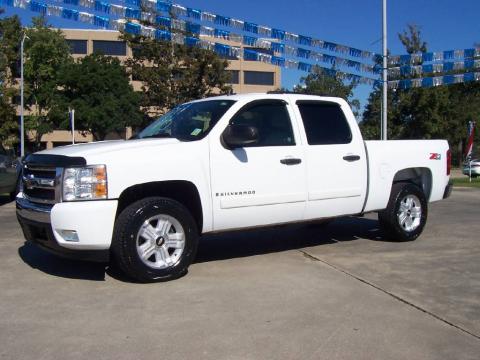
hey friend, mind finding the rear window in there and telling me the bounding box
[297,101,352,145]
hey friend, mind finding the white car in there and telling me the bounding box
[462,159,480,177]
[16,93,452,282]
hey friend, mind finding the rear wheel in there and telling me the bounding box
[112,197,199,282]
[378,183,427,242]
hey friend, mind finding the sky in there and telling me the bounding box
[2,0,480,111]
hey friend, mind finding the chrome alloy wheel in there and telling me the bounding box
[136,215,186,269]
[397,194,422,232]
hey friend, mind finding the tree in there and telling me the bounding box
[0,14,22,147]
[360,24,480,165]
[23,17,72,149]
[359,85,398,140]
[122,33,231,121]
[398,24,427,54]
[446,82,480,164]
[52,53,143,140]
[0,86,17,146]
[294,67,360,116]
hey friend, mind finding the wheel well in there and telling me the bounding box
[116,181,203,233]
[392,167,432,200]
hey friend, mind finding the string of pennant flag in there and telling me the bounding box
[389,49,480,66]
[388,72,480,90]
[18,0,379,62]
[388,59,480,78]
[1,0,380,85]
[120,0,378,60]
[2,0,480,90]
[10,0,383,76]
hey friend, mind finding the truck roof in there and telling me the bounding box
[192,93,346,105]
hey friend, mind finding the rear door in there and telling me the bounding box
[294,100,367,219]
[209,99,307,231]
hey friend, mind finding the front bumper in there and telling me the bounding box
[17,216,110,262]
[16,195,118,262]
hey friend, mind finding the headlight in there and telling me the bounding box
[63,165,108,201]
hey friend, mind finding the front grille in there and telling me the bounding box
[22,164,59,204]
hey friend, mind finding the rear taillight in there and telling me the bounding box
[446,149,452,175]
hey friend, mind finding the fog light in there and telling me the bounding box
[58,230,79,242]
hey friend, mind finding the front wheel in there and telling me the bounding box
[112,197,199,282]
[378,183,428,242]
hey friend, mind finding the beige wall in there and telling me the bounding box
[61,29,281,92]
[27,130,93,149]
[21,29,281,148]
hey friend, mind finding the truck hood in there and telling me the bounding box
[37,138,181,159]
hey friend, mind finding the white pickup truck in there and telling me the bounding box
[16,93,452,282]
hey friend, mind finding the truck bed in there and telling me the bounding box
[363,140,450,213]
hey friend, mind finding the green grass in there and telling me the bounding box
[451,177,480,188]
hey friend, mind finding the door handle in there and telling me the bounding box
[343,155,361,162]
[280,158,302,165]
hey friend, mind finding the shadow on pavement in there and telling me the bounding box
[195,216,383,263]
[17,216,384,281]
[18,242,107,281]
[0,194,13,206]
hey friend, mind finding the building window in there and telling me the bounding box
[12,95,21,105]
[227,70,239,84]
[12,61,21,79]
[244,71,275,86]
[92,40,127,56]
[67,39,88,54]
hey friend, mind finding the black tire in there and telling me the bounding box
[378,182,428,242]
[112,197,199,283]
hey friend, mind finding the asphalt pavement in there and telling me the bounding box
[0,189,479,359]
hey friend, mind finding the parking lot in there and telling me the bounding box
[0,189,479,359]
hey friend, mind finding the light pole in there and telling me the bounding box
[381,0,388,140]
[20,32,28,158]
[69,108,75,144]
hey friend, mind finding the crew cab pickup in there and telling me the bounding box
[16,94,452,282]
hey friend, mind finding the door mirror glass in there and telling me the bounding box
[222,124,259,149]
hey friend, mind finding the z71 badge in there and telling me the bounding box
[429,153,441,160]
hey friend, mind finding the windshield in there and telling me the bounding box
[134,100,236,141]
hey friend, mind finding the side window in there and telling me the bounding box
[230,101,295,146]
[297,101,352,145]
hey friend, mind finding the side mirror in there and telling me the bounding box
[222,124,259,149]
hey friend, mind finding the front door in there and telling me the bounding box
[210,99,307,231]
